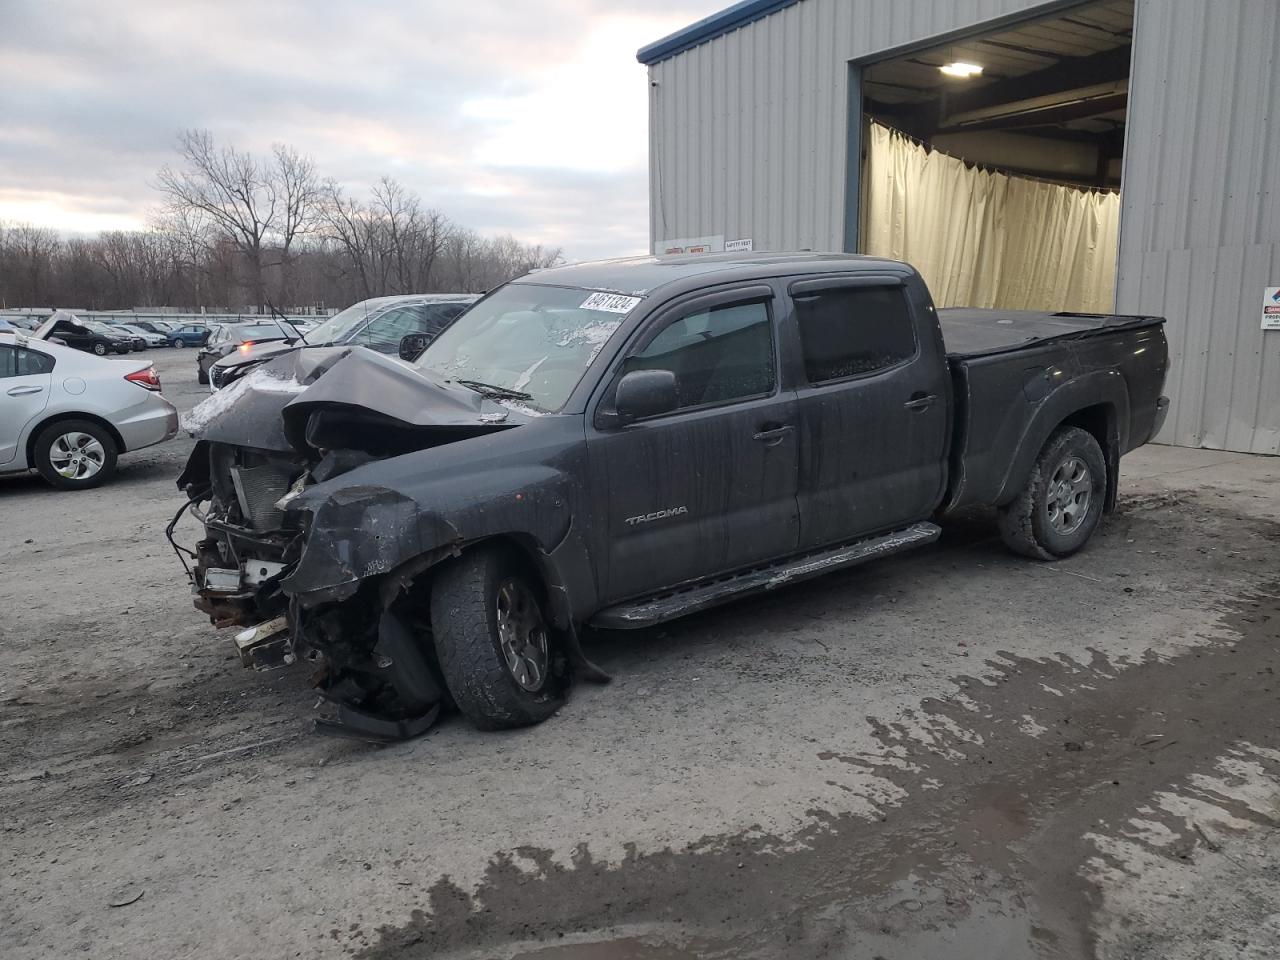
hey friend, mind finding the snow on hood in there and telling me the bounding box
[181,364,304,434]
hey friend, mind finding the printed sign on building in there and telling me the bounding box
[1263,286,1280,331]
[658,235,724,257]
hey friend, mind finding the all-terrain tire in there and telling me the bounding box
[430,546,566,730]
[997,426,1107,560]
[33,419,118,490]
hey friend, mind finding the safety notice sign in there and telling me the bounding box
[1264,286,1280,331]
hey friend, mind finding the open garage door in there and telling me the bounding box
[857,0,1132,312]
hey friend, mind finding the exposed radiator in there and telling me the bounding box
[230,464,291,531]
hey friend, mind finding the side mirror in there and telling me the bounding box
[614,369,678,423]
[399,333,431,362]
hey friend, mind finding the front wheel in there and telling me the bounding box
[92,342,107,356]
[34,420,118,490]
[197,366,209,385]
[997,426,1106,560]
[430,546,566,730]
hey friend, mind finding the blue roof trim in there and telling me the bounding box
[636,0,802,65]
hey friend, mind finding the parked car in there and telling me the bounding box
[167,323,212,348]
[119,320,178,336]
[175,252,1169,740]
[111,323,168,348]
[208,294,479,389]
[6,316,42,332]
[33,311,132,356]
[0,332,178,489]
[83,321,145,352]
[196,322,301,385]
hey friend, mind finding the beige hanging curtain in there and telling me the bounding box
[861,121,1120,312]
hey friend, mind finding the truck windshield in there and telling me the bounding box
[417,284,630,412]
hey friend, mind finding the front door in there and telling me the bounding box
[787,277,950,549]
[589,289,799,603]
[0,343,53,465]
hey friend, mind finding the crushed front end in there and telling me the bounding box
[174,436,450,741]
[167,351,495,740]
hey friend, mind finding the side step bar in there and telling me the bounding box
[591,521,941,630]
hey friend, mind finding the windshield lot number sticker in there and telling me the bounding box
[581,292,642,314]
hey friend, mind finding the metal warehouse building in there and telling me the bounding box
[638,0,1280,454]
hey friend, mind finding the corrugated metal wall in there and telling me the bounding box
[1116,0,1280,454]
[647,0,1067,254]
[648,0,1280,454]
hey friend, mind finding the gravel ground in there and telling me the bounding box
[1,348,1278,960]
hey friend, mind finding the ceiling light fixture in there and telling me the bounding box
[940,61,984,78]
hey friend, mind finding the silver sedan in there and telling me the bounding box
[0,331,179,489]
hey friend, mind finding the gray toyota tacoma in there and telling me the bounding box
[172,253,1169,739]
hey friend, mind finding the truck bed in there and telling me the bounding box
[939,308,1168,514]
[939,308,1164,360]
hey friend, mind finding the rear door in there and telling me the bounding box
[786,276,949,549]
[588,286,800,603]
[0,343,54,465]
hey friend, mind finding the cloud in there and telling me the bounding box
[0,0,725,261]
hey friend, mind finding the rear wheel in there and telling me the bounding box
[172,339,186,349]
[997,426,1106,560]
[430,546,566,730]
[34,420,118,490]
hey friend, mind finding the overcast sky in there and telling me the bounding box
[0,0,723,261]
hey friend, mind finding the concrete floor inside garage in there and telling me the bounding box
[1,350,1278,960]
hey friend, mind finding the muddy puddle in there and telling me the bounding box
[358,584,1280,960]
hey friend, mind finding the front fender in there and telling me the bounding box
[994,368,1129,507]
[282,463,578,608]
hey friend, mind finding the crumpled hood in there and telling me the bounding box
[182,345,526,455]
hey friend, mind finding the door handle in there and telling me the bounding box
[752,424,795,446]
[6,385,43,397]
[903,393,937,412]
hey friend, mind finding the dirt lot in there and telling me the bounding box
[2,349,1278,960]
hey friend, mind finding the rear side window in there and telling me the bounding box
[0,345,54,378]
[621,300,775,412]
[793,286,916,383]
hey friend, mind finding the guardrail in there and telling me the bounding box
[0,309,334,325]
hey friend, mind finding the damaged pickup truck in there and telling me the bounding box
[173,253,1169,740]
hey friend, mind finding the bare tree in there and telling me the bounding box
[272,143,320,302]
[154,130,319,307]
[150,205,214,308]
[318,179,380,299]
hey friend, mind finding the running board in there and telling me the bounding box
[591,521,941,630]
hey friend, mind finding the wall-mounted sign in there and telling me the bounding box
[725,238,754,252]
[658,235,724,256]
[1263,286,1280,331]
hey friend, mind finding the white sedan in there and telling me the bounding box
[0,332,179,489]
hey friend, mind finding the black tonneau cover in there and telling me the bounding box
[939,309,1164,360]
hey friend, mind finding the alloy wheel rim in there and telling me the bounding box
[49,432,106,480]
[495,579,549,692]
[1046,455,1091,535]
